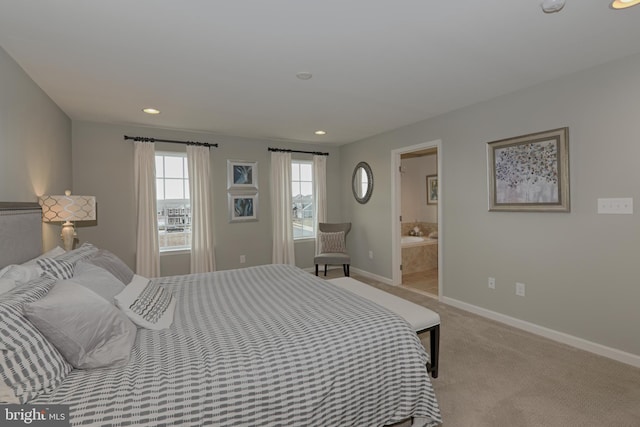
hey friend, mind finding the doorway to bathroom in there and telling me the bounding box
[391,140,442,299]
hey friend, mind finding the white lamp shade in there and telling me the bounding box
[39,193,96,223]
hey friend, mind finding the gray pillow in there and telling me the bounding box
[0,277,72,403]
[72,262,126,304]
[36,258,75,280]
[84,249,134,285]
[23,281,137,369]
[318,231,347,253]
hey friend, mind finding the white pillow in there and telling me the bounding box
[72,262,126,304]
[0,247,66,290]
[114,275,176,330]
[54,242,99,265]
[22,246,66,266]
[0,278,15,295]
[0,264,41,286]
[24,282,137,369]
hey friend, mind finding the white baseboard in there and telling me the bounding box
[304,265,394,286]
[322,268,640,369]
[302,265,342,275]
[441,296,640,369]
[350,267,393,285]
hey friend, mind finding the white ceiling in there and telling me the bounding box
[1,1,640,145]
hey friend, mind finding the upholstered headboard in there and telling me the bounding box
[0,202,43,268]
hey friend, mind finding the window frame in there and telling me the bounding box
[291,160,315,241]
[155,152,192,252]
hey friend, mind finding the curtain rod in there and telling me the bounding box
[124,135,218,148]
[268,147,329,156]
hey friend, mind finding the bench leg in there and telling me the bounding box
[429,324,439,378]
[315,264,319,276]
[324,264,328,276]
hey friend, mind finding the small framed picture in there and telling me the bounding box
[229,193,258,222]
[487,127,570,212]
[426,175,438,205]
[227,160,258,190]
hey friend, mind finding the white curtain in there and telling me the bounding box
[271,151,295,265]
[134,141,160,277]
[313,155,327,255]
[187,145,216,273]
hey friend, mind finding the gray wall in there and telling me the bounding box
[5,38,639,360]
[0,46,72,250]
[341,52,640,357]
[71,121,342,275]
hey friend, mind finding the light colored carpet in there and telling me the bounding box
[320,270,640,427]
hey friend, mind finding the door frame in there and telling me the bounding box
[390,139,443,298]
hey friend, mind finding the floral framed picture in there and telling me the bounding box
[487,127,570,212]
[426,175,438,205]
[229,193,258,222]
[227,160,258,190]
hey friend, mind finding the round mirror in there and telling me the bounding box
[352,161,374,204]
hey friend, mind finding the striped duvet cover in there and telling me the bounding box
[33,264,441,426]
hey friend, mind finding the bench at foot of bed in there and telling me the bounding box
[328,277,440,378]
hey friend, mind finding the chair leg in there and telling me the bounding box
[343,264,350,277]
[315,264,319,276]
[324,264,328,276]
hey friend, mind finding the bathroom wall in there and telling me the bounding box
[401,222,437,237]
[400,155,437,224]
[401,242,438,274]
[400,154,439,275]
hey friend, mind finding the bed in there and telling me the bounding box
[0,202,442,426]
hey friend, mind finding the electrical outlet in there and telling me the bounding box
[488,277,496,289]
[369,250,374,259]
[240,255,246,264]
[516,282,525,297]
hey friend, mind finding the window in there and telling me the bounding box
[291,160,314,239]
[155,153,191,251]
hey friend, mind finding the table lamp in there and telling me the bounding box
[39,190,96,251]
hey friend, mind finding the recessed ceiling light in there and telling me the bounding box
[142,108,160,115]
[610,0,640,9]
[296,72,313,80]
[314,130,327,135]
[540,0,565,13]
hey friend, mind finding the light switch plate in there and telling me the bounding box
[597,198,633,214]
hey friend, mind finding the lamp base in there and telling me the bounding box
[60,221,76,251]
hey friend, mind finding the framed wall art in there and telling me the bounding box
[487,127,570,212]
[229,193,258,222]
[227,160,258,190]
[426,175,438,205]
